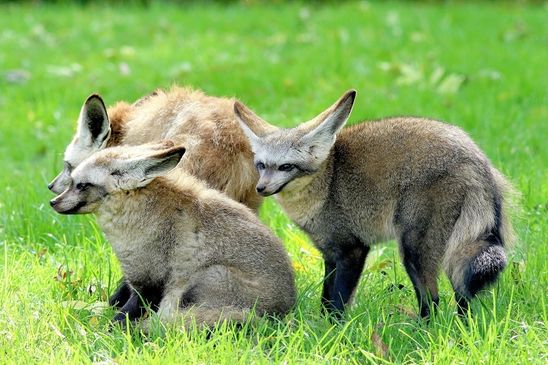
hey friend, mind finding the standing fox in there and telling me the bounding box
[49,142,296,327]
[48,86,260,311]
[234,90,514,317]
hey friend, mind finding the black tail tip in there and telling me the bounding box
[463,245,507,297]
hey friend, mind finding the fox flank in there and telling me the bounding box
[235,90,515,318]
[50,142,296,329]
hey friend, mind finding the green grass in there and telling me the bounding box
[1,1,546,364]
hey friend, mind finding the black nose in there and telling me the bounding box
[47,182,54,191]
[256,186,265,193]
[49,199,56,207]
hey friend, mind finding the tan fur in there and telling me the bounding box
[235,90,515,316]
[110,86,260,210]
[50,86,260,210]
[106,101,134,147]
[52,144,295,328]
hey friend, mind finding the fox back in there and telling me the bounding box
[235,90,515,317]
[49,86,260,210]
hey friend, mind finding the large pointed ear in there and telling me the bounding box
[233,100,277,142]
[138,145,186,180]
[301,90,356,134]
[300,90,357,159]
[112,143,186,190]
[76,94,111,147]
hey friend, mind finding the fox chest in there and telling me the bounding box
[279,195,396,252]
[98,215,171,287]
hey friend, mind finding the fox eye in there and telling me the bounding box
[256,162,265,170]
[76,182,92,190]
[278,164,295,172]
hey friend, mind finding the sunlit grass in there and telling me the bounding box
[0,1,546,364]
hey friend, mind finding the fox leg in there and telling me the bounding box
[142,266,258,331]
[321,259,336,313]
[111,283,164,324]
[112,291,144,323]
[399,229,441,318]
[323,245,370,316]
[108,279,132,308]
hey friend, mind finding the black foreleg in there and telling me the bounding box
[322,245,370,317]
[112,291,145,323]
[108,279,132,308]
[321,259,336,314]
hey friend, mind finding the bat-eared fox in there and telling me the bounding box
[48,86,260,313]
[234,90,514,318]
[50,141,295,328]
[48,86,260,209]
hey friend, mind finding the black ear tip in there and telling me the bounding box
[86,93,102,101]
[346,89,357,99]
[169,145,186,159]
[85,93,106,108]
[233,101,243,114]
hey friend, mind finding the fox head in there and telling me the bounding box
[49,141,185,214]
[48,94,112,194]
[234,90,356,196]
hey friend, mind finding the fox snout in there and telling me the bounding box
[48,170,71,195]
[49,189,89,215]
[256,184,273,196]
[255,169,294,196]
[49,196,65,213]
[255,179,289,197]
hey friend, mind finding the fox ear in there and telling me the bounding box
[302,90,356,135]
[141,145,186,179]
[112,145,186,190]
[234,100,277,141]
[77,94,111,147]
[300,90,356,159]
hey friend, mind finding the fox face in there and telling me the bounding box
[50,141,185,214]
[234,90,356,196]
[48,94,111,194]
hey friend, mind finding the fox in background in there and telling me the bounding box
[49,141,295,328]
[235,90,515,318]
[48,86,260,315]
[49,86,259,209]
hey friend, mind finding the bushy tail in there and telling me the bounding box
[443,168,516,299]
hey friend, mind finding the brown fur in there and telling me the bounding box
[106,101,133,147]
[105,86,260,210]
[50,86,260,210]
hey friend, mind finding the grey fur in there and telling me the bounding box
[50,142,296,328]
[235,90,515,317]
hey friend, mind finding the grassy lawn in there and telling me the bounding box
[0,1,546,363]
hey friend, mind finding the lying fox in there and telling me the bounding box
[50,142,295,328]
[235,90,514,317]
[48,86,260,311]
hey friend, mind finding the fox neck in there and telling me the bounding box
[95,183,180,287]
[96,189,157,245]
[276,152,334,228]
